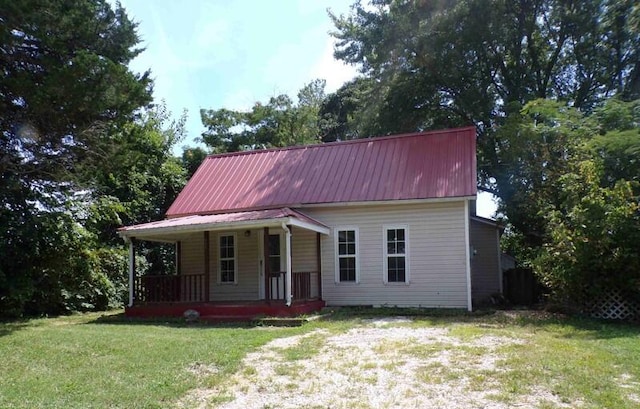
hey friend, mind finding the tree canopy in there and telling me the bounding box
[0,0,186,317]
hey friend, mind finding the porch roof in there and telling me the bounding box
[118,208,329,241]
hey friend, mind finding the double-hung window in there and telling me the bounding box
[336,228,358,283]
[219,234,237,284]
[384,226,408,283]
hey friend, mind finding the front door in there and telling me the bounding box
[258,231,285,300]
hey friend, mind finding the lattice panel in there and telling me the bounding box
[587,288,640,320]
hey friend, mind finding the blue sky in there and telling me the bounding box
[118,0,357,147]
[116,0,497,218]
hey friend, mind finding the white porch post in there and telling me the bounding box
[127,237,135,307]
[283,224,292,306]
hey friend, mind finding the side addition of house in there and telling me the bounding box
[118,126,503,318]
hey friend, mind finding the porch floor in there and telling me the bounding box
[125,299,326,322]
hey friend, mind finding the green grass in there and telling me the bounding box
[1,309,639,408]
[0,312,305,409]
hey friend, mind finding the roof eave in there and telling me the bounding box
[118,216,329,240]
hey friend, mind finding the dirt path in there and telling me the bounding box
[179,317,570,408]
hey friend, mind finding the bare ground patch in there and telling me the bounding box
[178,320,573,409]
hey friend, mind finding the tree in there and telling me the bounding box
[330,0,640,188]
[588,98,640,186]
[200,80,326,152]
[0,0,153,317]
[534,160,640,304]
[181,146,209,178]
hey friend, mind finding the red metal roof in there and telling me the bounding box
[167,126,477,217]
[118,208,328,237]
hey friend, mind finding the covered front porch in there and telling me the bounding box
[118,208,329,320]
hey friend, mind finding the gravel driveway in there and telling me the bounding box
[179,317,570,408]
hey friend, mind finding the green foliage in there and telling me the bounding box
[330,0,640,185]
[494,99,594,247]
[534,161,640,301]
[0,0,186,318]
[181,146,209,177]
[588,98,640,186]
[200,79,326,152]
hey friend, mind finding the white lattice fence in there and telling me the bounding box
[586,288,640,320]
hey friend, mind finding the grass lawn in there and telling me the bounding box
[0,309,639,408]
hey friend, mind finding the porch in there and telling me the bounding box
[118,208,329,319]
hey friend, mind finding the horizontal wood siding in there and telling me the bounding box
[304,202,468,308]
[470,219,501,304]
[181,233,204,275]
[210,229,259,301]
[291,227,319,297]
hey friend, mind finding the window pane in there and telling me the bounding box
[269,256,280,273]
[268,235,280,256]
[338,243,347,255]
[397,242,405,254]
[338,230,347,242]
[396,229,405,241]
[347,243,355,255]
[387,229,395,242]
[346,230,355,242]
[388,256,406,282]
[339,257,356,282]
[387,242,396,254]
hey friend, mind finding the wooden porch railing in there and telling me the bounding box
[270,271,319,301]
[134,274,206,303]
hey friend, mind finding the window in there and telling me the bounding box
[384,227,408,283]
[336,228,358,283]
[219,234,237,283]
[268,234,281,273]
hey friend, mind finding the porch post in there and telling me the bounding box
[316,232,322,300]
[128,237,136,307]
[176,241,182,275]
[263,227,271,302]
[204,231,210,302]
[284,224,292,306]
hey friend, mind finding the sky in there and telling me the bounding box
[116,0,497,218]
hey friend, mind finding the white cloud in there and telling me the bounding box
[309,39,359,93]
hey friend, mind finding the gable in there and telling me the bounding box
[167,126,477,217]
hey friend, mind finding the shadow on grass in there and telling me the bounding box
[87,312,269,329]
[0,320,35,337]
[319,306,640,340]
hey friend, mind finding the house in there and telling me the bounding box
[118,126,503,319]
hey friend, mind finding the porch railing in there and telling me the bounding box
[134,274,205,303]
[270,271,319,301]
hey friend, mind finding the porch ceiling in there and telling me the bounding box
[117,207,329,241]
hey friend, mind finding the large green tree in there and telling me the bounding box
[329,0,640,186]
[0,0,154,317]
[200,79,326,152]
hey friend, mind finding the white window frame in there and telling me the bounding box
[383,225,410,284]
[334,226,359,284]
[218,233,238,284]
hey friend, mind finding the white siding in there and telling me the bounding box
[304,202,468,308]
[180,233,204,275]
[210,229,260,301]
[470,219,501,304]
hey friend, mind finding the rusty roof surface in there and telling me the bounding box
[167,126,477,217]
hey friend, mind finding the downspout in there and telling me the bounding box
[282,223,293,307]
